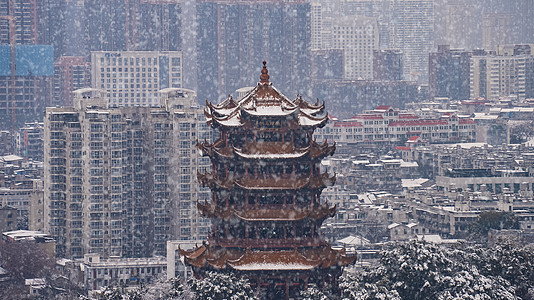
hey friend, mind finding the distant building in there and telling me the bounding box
[482,13,516,51]
[388,222,427,241]
[311,49,344,82]
[428,45,471,101]
[82,0,182,54]
[1,230,56,259]
[44,88,212,259]
[0,45,54,127]
[53,56,91,107]
[91,51,183,107]
[373,49,403,81]
[81,253,166,291]
[389,0,434,82]
[19,122,44,161]
[436,168,534,195]
[0,206,17,232]
[470,45,534,100]
[0,131,11,155]
[314,105,476,145]
[0,0,39,45]
[331,16,379,80]
[196,0,311,102]
[311,81,419,120]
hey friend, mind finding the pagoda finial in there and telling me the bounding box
[260,61,269,84]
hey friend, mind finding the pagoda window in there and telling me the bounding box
[216,193,225,207]
[217,225,225,239]
[296,164,310,176]
[295,195,308,206]
[227,164,235,174]
[247,225,256,239]
[237,225,246,239]
[296,226,312,238]
[284,164,293,176]
[283,131,292,143]
[271,194,284,206]
[257,131,282,143]
[259,226,269,239]
[248,195,256,206]
[236,164,245,176]
[258,195,273,206]
[246,165,255,178]
[228,195,237,206]
[285,225,294,238]
[272,226,284,239]
[294,132,309,148]
[230,134,245,148]
[228,224,245,239]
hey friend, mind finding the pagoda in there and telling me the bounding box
[180,62,356,299]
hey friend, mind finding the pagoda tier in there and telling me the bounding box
[180,244,355,271]
[197,171,336,191]
[186,62,355,299]
[198,140,336,160]
[197,201,336,222]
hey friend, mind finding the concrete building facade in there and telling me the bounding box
[331,16,379,80]
[44,88,211,259]
[429,45,471,101]
[470,46,534,100]
[91,51,183,108]
[196,0,311,102]
[373,49,404,81]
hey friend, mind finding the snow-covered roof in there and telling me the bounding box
[402,178,431,188]
[337,235,370,246]
[2,155,23,162]
[230,262,317,271]
[388,223,400,229]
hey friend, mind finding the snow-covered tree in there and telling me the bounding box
[340,240,520,300]
[142,276,195,300]
[299,283,337,300]
[188,271,257,300]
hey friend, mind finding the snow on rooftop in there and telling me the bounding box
[402,178,430,188]
[243,105,297,116]
[235,151,307,159]
[298,115,325,126]
[436,142,489,149]
[231,262,316,271]
[401,161,419,168]
[2,155,23,162]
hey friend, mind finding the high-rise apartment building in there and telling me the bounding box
[0,0,38,45]
[373,49,403,81]
[429,45,471,101]
[44,88,212,259]
[19,121,44,161]
[311,49,344,82]
[311,0,433,83]
[389,0,434,82]
[331,16,379,80]
[91,51,182,107]
[470,45,534,100]
[196,0,311,102]
[0,45,54,128]
[311,3,324,50]
[83,0,182,53]
[54,56,91,107]
[482,14,516,51]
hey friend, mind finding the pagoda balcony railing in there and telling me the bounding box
[241,141,296,155]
